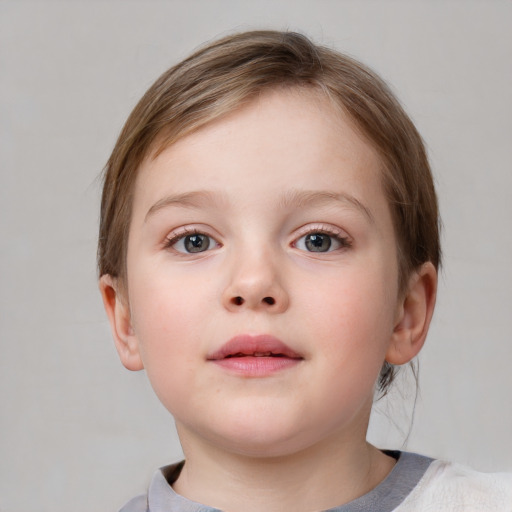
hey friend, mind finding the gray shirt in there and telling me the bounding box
[120,451,433,512]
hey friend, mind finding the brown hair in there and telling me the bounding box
[98,30,441,394]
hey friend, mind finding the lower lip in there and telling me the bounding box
[211,356,302,377]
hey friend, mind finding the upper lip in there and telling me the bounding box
[207,334,303,360]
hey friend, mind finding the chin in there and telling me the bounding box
[194,414,325,459]
[216,432,310,459]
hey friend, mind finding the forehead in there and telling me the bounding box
[135,88,384,200]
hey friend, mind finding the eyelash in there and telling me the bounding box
[163,225,351,255]
[292,226,352,253]
[163,228,220,253]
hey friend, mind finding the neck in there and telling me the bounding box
[173,427,396,512]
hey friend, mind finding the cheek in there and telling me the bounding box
[127,268,212,383]
[129,291,204,412]
[299,265,397,362]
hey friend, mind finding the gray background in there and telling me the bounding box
[1,1,511,511]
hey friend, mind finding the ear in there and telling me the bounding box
[386,262,437,365]
[99,274,144,371]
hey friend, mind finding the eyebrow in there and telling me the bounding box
[280,189,375,223]
[144,188,374,223]
[144,190,226,222]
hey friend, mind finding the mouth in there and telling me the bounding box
[225,351,291,358]
[208,334,303,360]
[207,334,303,376]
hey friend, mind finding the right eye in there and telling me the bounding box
[166,232,218,254]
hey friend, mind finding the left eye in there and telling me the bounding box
[171,233,215,253]
[294,232,346,253]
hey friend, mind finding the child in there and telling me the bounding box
[98,30,512,511]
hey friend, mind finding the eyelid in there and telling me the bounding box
[292,223,351,242]
[163,226,222,252]
[291,223,352,252]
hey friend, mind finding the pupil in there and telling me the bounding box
[185,234,208,253]
[306,233,331,252]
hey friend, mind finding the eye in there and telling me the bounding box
[294,231,349,253]
[167,232,217,254]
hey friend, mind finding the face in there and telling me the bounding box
[117,89,404,457]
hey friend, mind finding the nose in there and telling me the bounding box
[221,248,289,313]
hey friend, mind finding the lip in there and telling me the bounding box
[207,334,303,377]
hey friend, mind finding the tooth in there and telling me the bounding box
[254,351,272,357]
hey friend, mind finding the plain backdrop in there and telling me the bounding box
[1,1,511,511]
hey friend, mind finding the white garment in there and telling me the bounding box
[397,460,512,511]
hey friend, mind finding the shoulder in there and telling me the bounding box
[398,459,512,511]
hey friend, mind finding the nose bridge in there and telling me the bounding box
[222,239,288,312]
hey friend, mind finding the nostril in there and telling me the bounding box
[231,296,244,306]
[263,297,275,305]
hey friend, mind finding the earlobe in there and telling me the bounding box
[99,275,144,371]
[386,262,437,366]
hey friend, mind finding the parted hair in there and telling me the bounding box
[98,30,441,395]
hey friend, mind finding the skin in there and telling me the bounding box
[101,88,437,512]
